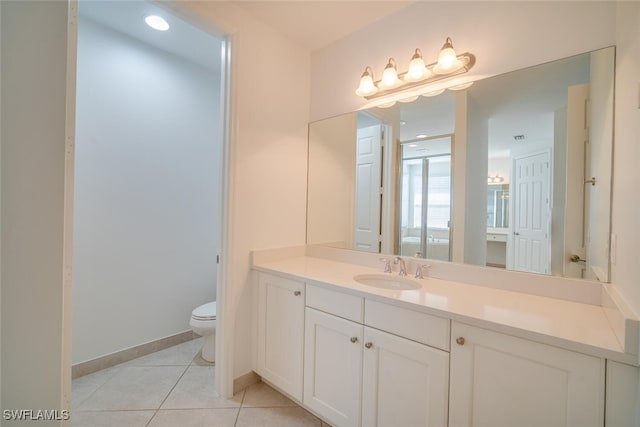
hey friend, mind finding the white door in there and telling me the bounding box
[510,151,551,274]
[304,308,363,427]
[449,322,605,427]
[354,125,382,252]
[564,84,590,278]
[256,273,305,400]
[361,327,449,427]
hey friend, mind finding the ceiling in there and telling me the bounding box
[231,1,414,50]
[79,1,223,71]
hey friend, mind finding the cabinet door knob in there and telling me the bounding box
[350,337,358,343]
[364,342,373,349]
[456,337,465,346]
[293,291,301,296]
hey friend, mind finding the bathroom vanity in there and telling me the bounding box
[252,246,639,427]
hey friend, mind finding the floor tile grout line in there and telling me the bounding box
[73,366,123,411]
[233,388,248,426]
[144,363,192,427]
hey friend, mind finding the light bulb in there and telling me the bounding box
[355,67,378,97]
[145,15,170,31]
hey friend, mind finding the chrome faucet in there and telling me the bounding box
[393,256,407,276]
[415,264,431,279]
[379,257,392,273]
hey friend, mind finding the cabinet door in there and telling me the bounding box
[449,322,605,427]
[362,327,449,427]
[256,273,305,401]
[304,307,363,427]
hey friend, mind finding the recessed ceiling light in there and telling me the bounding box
[145,15,170,31]
[416,134,428,139]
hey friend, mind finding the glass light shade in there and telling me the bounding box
[355,67,378,96]
[145,15,170,31]
[433,37,463,75]
[405,49,430,82]
[380,58,401,89]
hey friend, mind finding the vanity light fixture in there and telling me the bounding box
[488,175,505,184]
[380,58,402,89]
[405,49,431,82]
[145,15,170,31]
[355,66,378,97]
[355,37,475,100]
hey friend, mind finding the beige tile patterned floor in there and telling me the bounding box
[72,338,330,427]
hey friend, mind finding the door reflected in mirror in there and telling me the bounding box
[306,47,615,283]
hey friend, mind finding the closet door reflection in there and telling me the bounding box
[399,136,452,261]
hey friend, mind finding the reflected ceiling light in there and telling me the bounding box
[400,120,407,126]
[416,134,428,139]
[355,66,378,97]
[488,175,505,184]
[145,15,170,31]
[408,144,418,148]
[355,37,475,101]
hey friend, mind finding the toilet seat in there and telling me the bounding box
[191,301,216,321]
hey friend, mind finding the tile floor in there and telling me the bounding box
[72,338,330,427]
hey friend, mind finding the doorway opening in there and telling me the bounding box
[68,0,232,408]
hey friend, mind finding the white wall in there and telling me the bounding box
[1,0,69,420]
[72,18,221,363]
[310,1,615,121]
[174,2,310,384]
[611,2,640,316]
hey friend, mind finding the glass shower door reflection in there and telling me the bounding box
[399,137,452,261]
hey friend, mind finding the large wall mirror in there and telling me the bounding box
[307,46,615,282]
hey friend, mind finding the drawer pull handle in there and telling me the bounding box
[350,337,358,343]
[456,337,465,346]
[364,342,373,349]
[293,291,301,296]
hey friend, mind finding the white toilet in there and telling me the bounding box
[190,301,216,363]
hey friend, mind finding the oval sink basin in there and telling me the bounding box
[353,274,421,291]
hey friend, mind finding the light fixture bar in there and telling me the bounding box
[361,52,475,100]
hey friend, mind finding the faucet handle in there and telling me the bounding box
[379,258,392,273]
[415,264,431,279]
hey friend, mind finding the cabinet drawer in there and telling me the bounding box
[365,299,450,351]
[306,284,364,323]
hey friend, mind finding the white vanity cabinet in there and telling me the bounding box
[361,327,449,427]
[449,322,606,427]
[303,284,450,427]
[304,307,364,427]
[255,272,305,401]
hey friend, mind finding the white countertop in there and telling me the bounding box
[253,255,635,364]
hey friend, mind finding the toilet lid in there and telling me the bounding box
[192,301,216,320]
